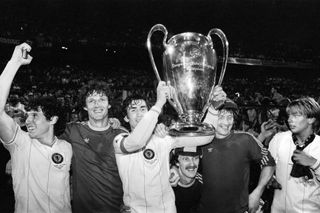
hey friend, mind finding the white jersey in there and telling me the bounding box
[268,131,320,213]
[2,126,72,213]
[116,134,176,213]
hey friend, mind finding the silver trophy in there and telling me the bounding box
[147,24,229,136]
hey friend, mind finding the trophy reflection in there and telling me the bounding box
[147,24,229,136]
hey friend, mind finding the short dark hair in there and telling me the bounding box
[26,97,66,135]
[218,99,239,121]
[79,80,111,107]
[122,95,150,116]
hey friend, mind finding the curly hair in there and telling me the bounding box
[79,80,111,108]
[25,97,66,136]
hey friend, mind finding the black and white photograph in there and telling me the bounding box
[0,0,320,212]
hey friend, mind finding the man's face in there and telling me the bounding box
[85,91,110,121]
[287,108,312,134]
[177,155,200,179]
[126,99,148,130]
[25,108,51,139]
[215,109,234,139]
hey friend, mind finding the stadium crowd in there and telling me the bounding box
[1,1,320,213]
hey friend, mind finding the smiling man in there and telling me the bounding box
[171,146,203,213]
[113,82,225,213]
[200,98,275,213]
[0,43,72,213]
[59,80,126,213]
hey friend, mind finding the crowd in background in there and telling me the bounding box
[1,0,320,212]
[4,63,320,126]
[2,62,319,212]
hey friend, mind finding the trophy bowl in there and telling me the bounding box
[147,24,229,136]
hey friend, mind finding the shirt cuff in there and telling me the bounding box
[150,106,162,114]
[311,159,320,171]
[208,106,219,116]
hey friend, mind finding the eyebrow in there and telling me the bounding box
[128,105,147,110]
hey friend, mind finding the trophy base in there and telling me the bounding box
[168,122,215,137]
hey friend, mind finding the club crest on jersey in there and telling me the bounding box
[143,149,155,160]
[52,153,64,164]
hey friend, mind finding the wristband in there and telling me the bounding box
[150,106,161,114]
[120,135,130,154]
[208,107,219,116]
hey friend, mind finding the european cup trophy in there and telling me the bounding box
[147,24,229,136]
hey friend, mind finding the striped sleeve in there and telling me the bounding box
[195,172,203,184]
[236,131,276,167]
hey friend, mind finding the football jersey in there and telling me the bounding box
[200,130,274,213]
[116,134,176,213]
[60,122,126,213]
[269,131,320,213]
[173,173,202,213]
[3,126,72,213]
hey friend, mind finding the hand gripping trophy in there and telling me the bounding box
[147,24,229,136]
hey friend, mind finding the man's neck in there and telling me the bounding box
[178,177,195,187]
[38,135,57,147]
[295,129,314,144]
[88,119,110,131]
[215,132,230,139]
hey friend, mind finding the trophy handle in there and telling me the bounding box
[146,24,181,113]
[207,28,229,86]
[202,29,229,112]
[146,24,168,82]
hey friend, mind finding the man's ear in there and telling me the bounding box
[83,107,88,111]
[124,116,129,122]
[308,117,316,125]
[108,105,111,109]
[50,116,58,125]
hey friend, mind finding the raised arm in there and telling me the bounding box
[114,81,169,154]
[203,86,226,128]
[0,43,32,143]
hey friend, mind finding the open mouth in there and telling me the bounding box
[289,125,295,129]
[186,167,197,172]
[27,126,35,132]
